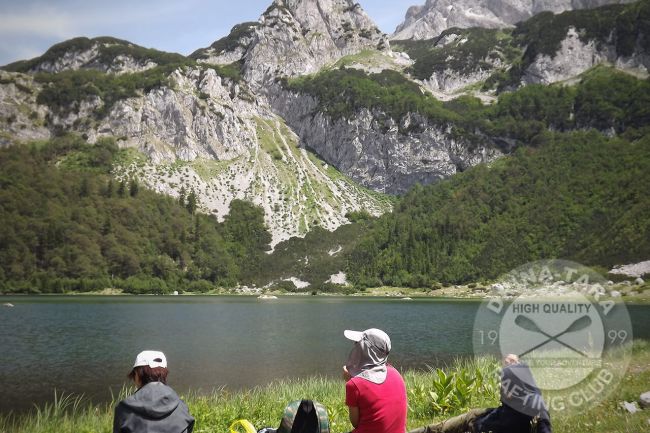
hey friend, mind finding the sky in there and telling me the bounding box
[0,0,422,66]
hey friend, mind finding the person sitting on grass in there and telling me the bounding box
[113,350,195,433]
[342,328,407,433]
[408,354,552,433]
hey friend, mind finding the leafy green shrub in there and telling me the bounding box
[407,362,499,417]
[118,276,169,294]
[35,66,176,116]
[345,210,372,222]
[211,61,243,82]
[274,280,298,292]
[186,279,214,292]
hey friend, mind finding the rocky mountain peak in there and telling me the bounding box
[193,0,388,87]
[2,36,187,75]
[392,0,635,40]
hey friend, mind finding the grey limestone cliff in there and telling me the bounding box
[269,86,500,195]
[522,26,649,84]
[393,0,634,40]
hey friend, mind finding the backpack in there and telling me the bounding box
[259,400,330,433]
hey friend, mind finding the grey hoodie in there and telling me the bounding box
[113,382,195,433]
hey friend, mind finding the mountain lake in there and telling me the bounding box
[1,295,648,412]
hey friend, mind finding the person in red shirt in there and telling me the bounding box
[342,328,407,433]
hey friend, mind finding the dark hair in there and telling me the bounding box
[128,366,168,385]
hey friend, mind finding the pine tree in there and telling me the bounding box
[117,181,126,197]
[79,177,90,197]
[105,179,114,197]
[129,179,139,197]
[178,186,186,207]
[186,190,197,214]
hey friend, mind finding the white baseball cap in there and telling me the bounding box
[133,350,167,369]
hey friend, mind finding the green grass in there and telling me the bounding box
[190,157,240,181]
[255,117,284,161]
[3,342,648,433]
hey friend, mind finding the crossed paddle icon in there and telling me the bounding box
[515,315,592,358]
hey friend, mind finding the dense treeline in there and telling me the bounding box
[288,65,650,147]
[347,131,650,287]
[35,68,176,117]
[252,223,370,292]
[0,135,271,293]
[285,68,459,127]
[464,67,650,145]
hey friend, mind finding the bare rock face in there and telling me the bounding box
[91,68,257,163]
[270,87,500,194]
[523,26,650,84]
[194,0,389,87]
[0,71,50,145]
[393,0,635,40]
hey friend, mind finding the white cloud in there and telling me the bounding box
[0,9,77,39]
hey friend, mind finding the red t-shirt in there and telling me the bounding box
[345,365,407,433]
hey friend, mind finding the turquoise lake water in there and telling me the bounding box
[0,295,648,412]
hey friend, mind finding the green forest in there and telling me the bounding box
[3,66,650,293]
[0,135,271,293]
[347,130,650,287]
[1,0,649,293]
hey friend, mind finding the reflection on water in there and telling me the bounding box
[0,296,647,412]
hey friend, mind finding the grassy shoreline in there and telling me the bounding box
[2,343,649,433]
[3,284,649,303]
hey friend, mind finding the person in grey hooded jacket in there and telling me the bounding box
[113,350,194,433]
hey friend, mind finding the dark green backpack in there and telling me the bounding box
[271,400,330,433]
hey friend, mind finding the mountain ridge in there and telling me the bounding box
[191,0,388,88]
[392,0,636,41]
[1,0,649,246]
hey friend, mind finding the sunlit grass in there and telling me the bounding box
[2,342,648,433]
